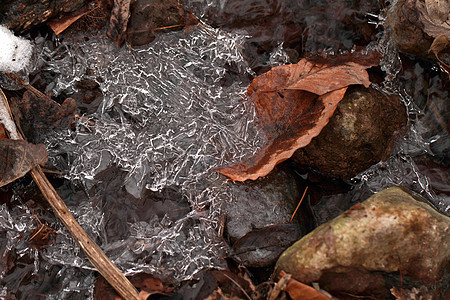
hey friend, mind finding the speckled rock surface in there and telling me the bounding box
[275,186,450,298]
[292,86,406,179]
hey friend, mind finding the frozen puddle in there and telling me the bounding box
[40,25,265,283]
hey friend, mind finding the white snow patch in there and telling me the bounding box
[0,25,33,73]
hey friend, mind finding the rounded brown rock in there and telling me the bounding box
[291,86,407,179]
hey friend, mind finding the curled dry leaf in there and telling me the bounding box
[428,34,450,73]
[217,52,380,181]
[0,139,47,187]
[425,0,450,24]
[418,0,450,39]
[429,34,449,56]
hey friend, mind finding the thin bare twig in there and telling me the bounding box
[290,186,308,223]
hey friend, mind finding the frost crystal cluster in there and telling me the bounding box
[42,25,264,280]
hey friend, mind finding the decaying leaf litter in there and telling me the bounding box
[0,1,448,299]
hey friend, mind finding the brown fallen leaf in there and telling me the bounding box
[0,139,47,187]
[0,87,47,187]
[10,91,76,143]
[217,52,380,181]
[107,0,132,46]
[425,0,450,24]
[0,124,6,139]
[429,34,449,56]
[28,216,57,248]
[278,271,331,300]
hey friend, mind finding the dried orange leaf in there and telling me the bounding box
[48,3,97,35]
[0,125,6,139]
[217,52,379,181]
[285,60,372,94]
[278,271,330,300]
[285,279,331,300]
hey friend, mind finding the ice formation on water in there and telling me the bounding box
[46,25,262,197]
[38,23,265,283]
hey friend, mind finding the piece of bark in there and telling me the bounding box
[1,0,87,33]
[107,0,131,46]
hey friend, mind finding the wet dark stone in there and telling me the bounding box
[225,165,310,267]
[231,223,303,268]
[225,166,306,242]
[292,86,407,179]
